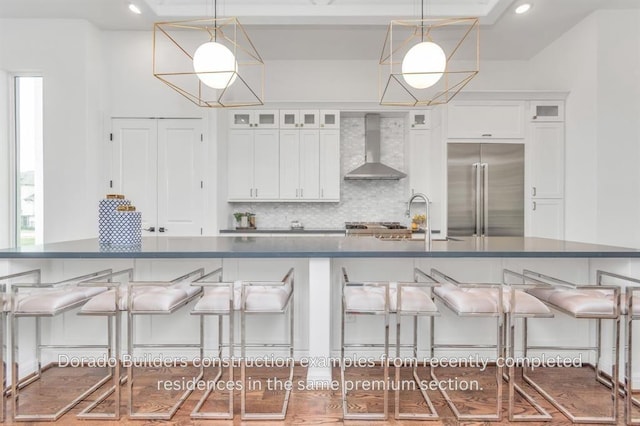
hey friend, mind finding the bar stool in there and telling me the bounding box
[188,267,233,420]
[75,268,134,420]
[10,268,112,421]
[595,270,640,426]
[239,268,294,420]
[0,269,42,422]
[341,267,439,420]
[429,268,552,422]
[523,269,621,424]
[502,269,555,422]
[79,267,205,420]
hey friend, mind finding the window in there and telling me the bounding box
[14,76,43,246]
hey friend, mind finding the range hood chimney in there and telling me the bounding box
[344,113,407,180]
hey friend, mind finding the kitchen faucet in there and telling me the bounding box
[407,193,431,251]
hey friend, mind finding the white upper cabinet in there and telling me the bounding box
[319,130,340,201]
[530,122,565,199]
[279,129,320,200]
[228,129,280,201]
[227,108,341,202]
[530,101,565,122]
[280,110,319,129]
[320,110,340,129]
[229,110,278,129]
[409,110,431,129]
[447,101,525,139]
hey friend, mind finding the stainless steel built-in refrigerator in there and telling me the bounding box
[448,143,524,237]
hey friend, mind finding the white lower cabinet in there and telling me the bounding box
[228,129,280,201]
[110,118,204,236]
[529,198,564,239]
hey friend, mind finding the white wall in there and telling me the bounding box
[0,19,104,243]
[595,10,640,248]
[528,14,599,244]
[0,69,9,248]
[529,10,640,248]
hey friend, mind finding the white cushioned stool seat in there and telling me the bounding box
[81,280,202,314]
[528,288,617,316]
[435,284,550,315]
[344,283,437,313]
[15,287,107,315]
[193,281,291,313]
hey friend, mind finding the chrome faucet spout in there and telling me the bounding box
[408,193,431,251]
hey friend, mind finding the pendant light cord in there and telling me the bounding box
[421,0,425,42]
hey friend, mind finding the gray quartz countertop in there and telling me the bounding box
[220,228,345,234]
[0,236,638,259]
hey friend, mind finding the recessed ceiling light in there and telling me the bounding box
[128,3,142,14]
[515,3,531,14]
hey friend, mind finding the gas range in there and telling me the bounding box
[344,222,412,240]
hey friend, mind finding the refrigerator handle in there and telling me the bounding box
[473,163,481,236]
[482,163,489,236]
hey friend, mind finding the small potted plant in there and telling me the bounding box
[233,212,248,228]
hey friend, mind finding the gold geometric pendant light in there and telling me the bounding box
[379,5,479,106]
[153,13,264,108]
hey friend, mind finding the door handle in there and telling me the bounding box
[533,201,537,211]
[143,227,155,232]
[482,163,489,236]
[255,188,258,197]
[473,163,481,236]
[158,227,167,233]
[300,188,303,197]
[532,186,537,197]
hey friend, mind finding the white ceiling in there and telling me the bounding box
[1,0,639,60]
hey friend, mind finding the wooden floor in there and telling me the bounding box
[3,364,639,425]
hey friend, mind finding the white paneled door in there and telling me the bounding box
[110,118,204,237]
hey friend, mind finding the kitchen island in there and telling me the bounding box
[1,236,639,384]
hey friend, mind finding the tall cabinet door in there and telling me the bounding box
[279,130,300,199]
[157,119,204,236]
[319,130,340,200]
[299,130,320,199]
[253,130,280,200]
[228,130,254,200]
[111,118,204,237]
[111,118,158,233]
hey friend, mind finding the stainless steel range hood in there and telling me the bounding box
[344,113,407,180]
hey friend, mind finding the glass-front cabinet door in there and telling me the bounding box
[229,110,278,128]
[409,110,431,129]
[530,101,564,122]
[320,110,340,129]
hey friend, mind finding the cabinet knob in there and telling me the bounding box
[249,123,254,127]
[254,123,259,127]
[295,123,299,127]
[143,227,155,232]
[320,124,324,128]
[158,227,167,233]
[533,115,538,120]
[481,133,492,137]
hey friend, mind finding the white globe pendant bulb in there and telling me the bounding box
[193,41,238,89]
[402,41,447,89]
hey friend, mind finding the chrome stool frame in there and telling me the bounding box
[596,270,640,426]
[75,268,134,420]
[429,268,504,422]
[240,267,295,420]
[127,268,205,420]
[189,267,234,420]
[395,268,440,420]
[10,268,113,422]
[522,269,621,424]
[341,267,391,420]
[0,269,42,422]
[502,269,555,422]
